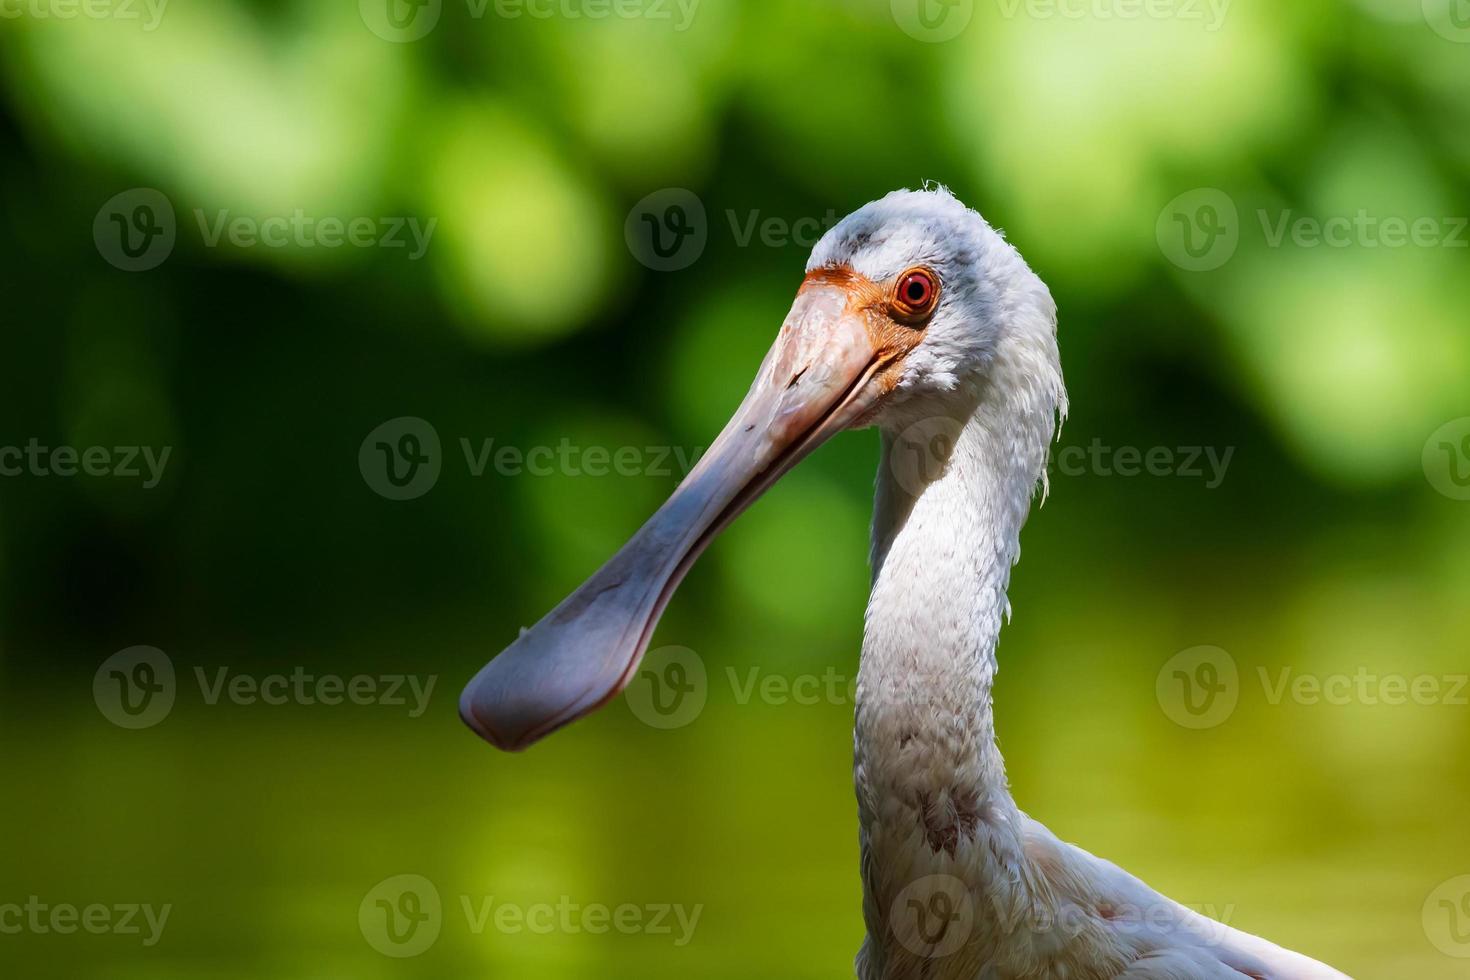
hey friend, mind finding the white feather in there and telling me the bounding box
[809,188,1350,980]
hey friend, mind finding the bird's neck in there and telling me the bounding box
[854,373,1056,961]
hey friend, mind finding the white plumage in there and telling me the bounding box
[829,189,1347,979]
[459,187,1352,979]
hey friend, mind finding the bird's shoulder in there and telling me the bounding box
[1018,816,1352,979]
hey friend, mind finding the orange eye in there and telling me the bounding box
[894,268,939,322]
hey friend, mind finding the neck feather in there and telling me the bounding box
[853,350,1062,967]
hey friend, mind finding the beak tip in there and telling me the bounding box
[458,676,533,753]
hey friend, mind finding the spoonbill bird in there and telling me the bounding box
[460,188,1350,979]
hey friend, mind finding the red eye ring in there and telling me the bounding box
[894,268,939,322]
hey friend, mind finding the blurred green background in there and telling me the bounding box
[2,0,1469,977]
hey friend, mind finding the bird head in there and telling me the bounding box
[802,186,1060,432]
[460,186,1061,750]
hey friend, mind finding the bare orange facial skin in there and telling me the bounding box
[799,264,933,396]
